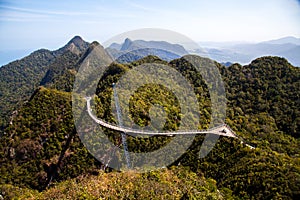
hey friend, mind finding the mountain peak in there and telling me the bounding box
[249,56,293,71]
[56,36,89,55]
[124,38,132,43]
[120,38,133,51]
[68,36,84,46]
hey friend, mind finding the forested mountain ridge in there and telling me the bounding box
[0,36,89,131]
[0,49,56,130]
[224,57,300,138]
[0,36,299,199]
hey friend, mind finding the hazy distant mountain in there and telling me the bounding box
[198,41,249,48]
[230,42,300,66]
[109,42,122,50]
[194,47,251,64]
[116,48,185,63]
[220,61,233,67]
[125,38,187,54]
[195,36,300,66]
[107,38,188,62]
[262,36,300,45]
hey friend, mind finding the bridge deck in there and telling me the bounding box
[85,97,238,138]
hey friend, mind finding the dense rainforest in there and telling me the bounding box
[0,36,299,199]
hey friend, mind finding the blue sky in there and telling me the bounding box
[0,0,300,52]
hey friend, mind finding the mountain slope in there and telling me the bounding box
[40,50,82,92]
[225,56,300,138]
[0,36,299,199]
[0,87,99,190]
[0,49,56,130]
[0,36,89,131]
[1,167,227,199]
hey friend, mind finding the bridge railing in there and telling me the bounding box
[86,97,235,136]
